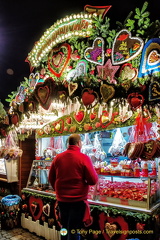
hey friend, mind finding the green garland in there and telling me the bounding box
[90,204,151,222]
[21,189,56,201]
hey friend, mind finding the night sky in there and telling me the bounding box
[0,0,159,107]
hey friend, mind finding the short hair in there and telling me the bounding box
[68,134,81,145]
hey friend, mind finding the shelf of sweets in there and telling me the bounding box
[94,159,157,178]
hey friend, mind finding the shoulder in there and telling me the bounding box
[79,152,91,161]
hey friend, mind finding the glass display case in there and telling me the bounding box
[0,158,18,183]
[26,160,55,194]
[25,127,160,211]
[25,160,160,211]
[93,175,160,210]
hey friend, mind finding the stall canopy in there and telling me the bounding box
[0,1,159,140]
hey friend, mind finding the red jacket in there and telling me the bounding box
[49,145,98,202]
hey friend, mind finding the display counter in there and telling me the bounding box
[19,159,160,240]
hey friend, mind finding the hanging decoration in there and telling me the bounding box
[15,86,26,104]
[99,212,128,240]
[48,43,71,77]
[138,38,160,78]
[29,73,40,91]
[111,29,144,65]
[108,128,126,156]
[127,92,144,110]
[84,37,105,65]
[74,110,86,124]
[119,63,138,82]
[42,203,50,217]
[34,77,55,110]
[68,82,78,96]
[149,78,160,102]
[81,88,99,109]
[97,59,120,84]
[100,84,115,103]
[66,59,88,81]
[29,196,43,221]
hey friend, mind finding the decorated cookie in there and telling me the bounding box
[34,77,55,110]
[111,29,144,65]
[100,84,115,102]
[97,58,120,84]
[138,38,160,78]
[84,37,105,65]
[48,43,71,77]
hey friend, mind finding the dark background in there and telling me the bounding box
[0,0,159,107]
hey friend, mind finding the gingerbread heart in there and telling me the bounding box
[42,203,50,217]
[68,82,78,96]
[84,37,105,65]
[74,110,85,124]
[82,88,99,109]
[66,117,72,125]
[100,84,115,102]
[149,80,160,102]
[148,50,160,64]
[119,63,138,82]
[29,196,43,221]
[127,92,144,110]
[138,38,160,78]
[105,222,117,238]
[48,43,71,77]
[99,212,128,240]
[112,29,143,65]
[89,112,97,122]
[34,77,55,110]
[101,112,109,124]
[11,113,19,125]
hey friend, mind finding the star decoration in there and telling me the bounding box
[97,59,120,84]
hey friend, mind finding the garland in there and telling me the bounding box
[21,189,56,201]
[90,204,151,222]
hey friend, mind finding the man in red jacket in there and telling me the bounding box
[49,134,98,240]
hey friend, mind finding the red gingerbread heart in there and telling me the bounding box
[99,212,128,240]
[82,88,99,109]
[74,110,85,124]
[34,77,55,110]
[127,92,144,110]
[48,43,71,77]
[29,196,43,221]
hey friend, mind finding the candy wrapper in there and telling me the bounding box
[108,128,126,156]
[81,133,93,155]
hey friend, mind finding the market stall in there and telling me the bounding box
[1,1,160,240]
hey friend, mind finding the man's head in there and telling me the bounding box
[68,134,82,148]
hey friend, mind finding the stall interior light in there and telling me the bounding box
[16,101,66,131]
[17,113,59,130]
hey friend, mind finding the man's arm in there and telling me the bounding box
[83,155,98,185]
